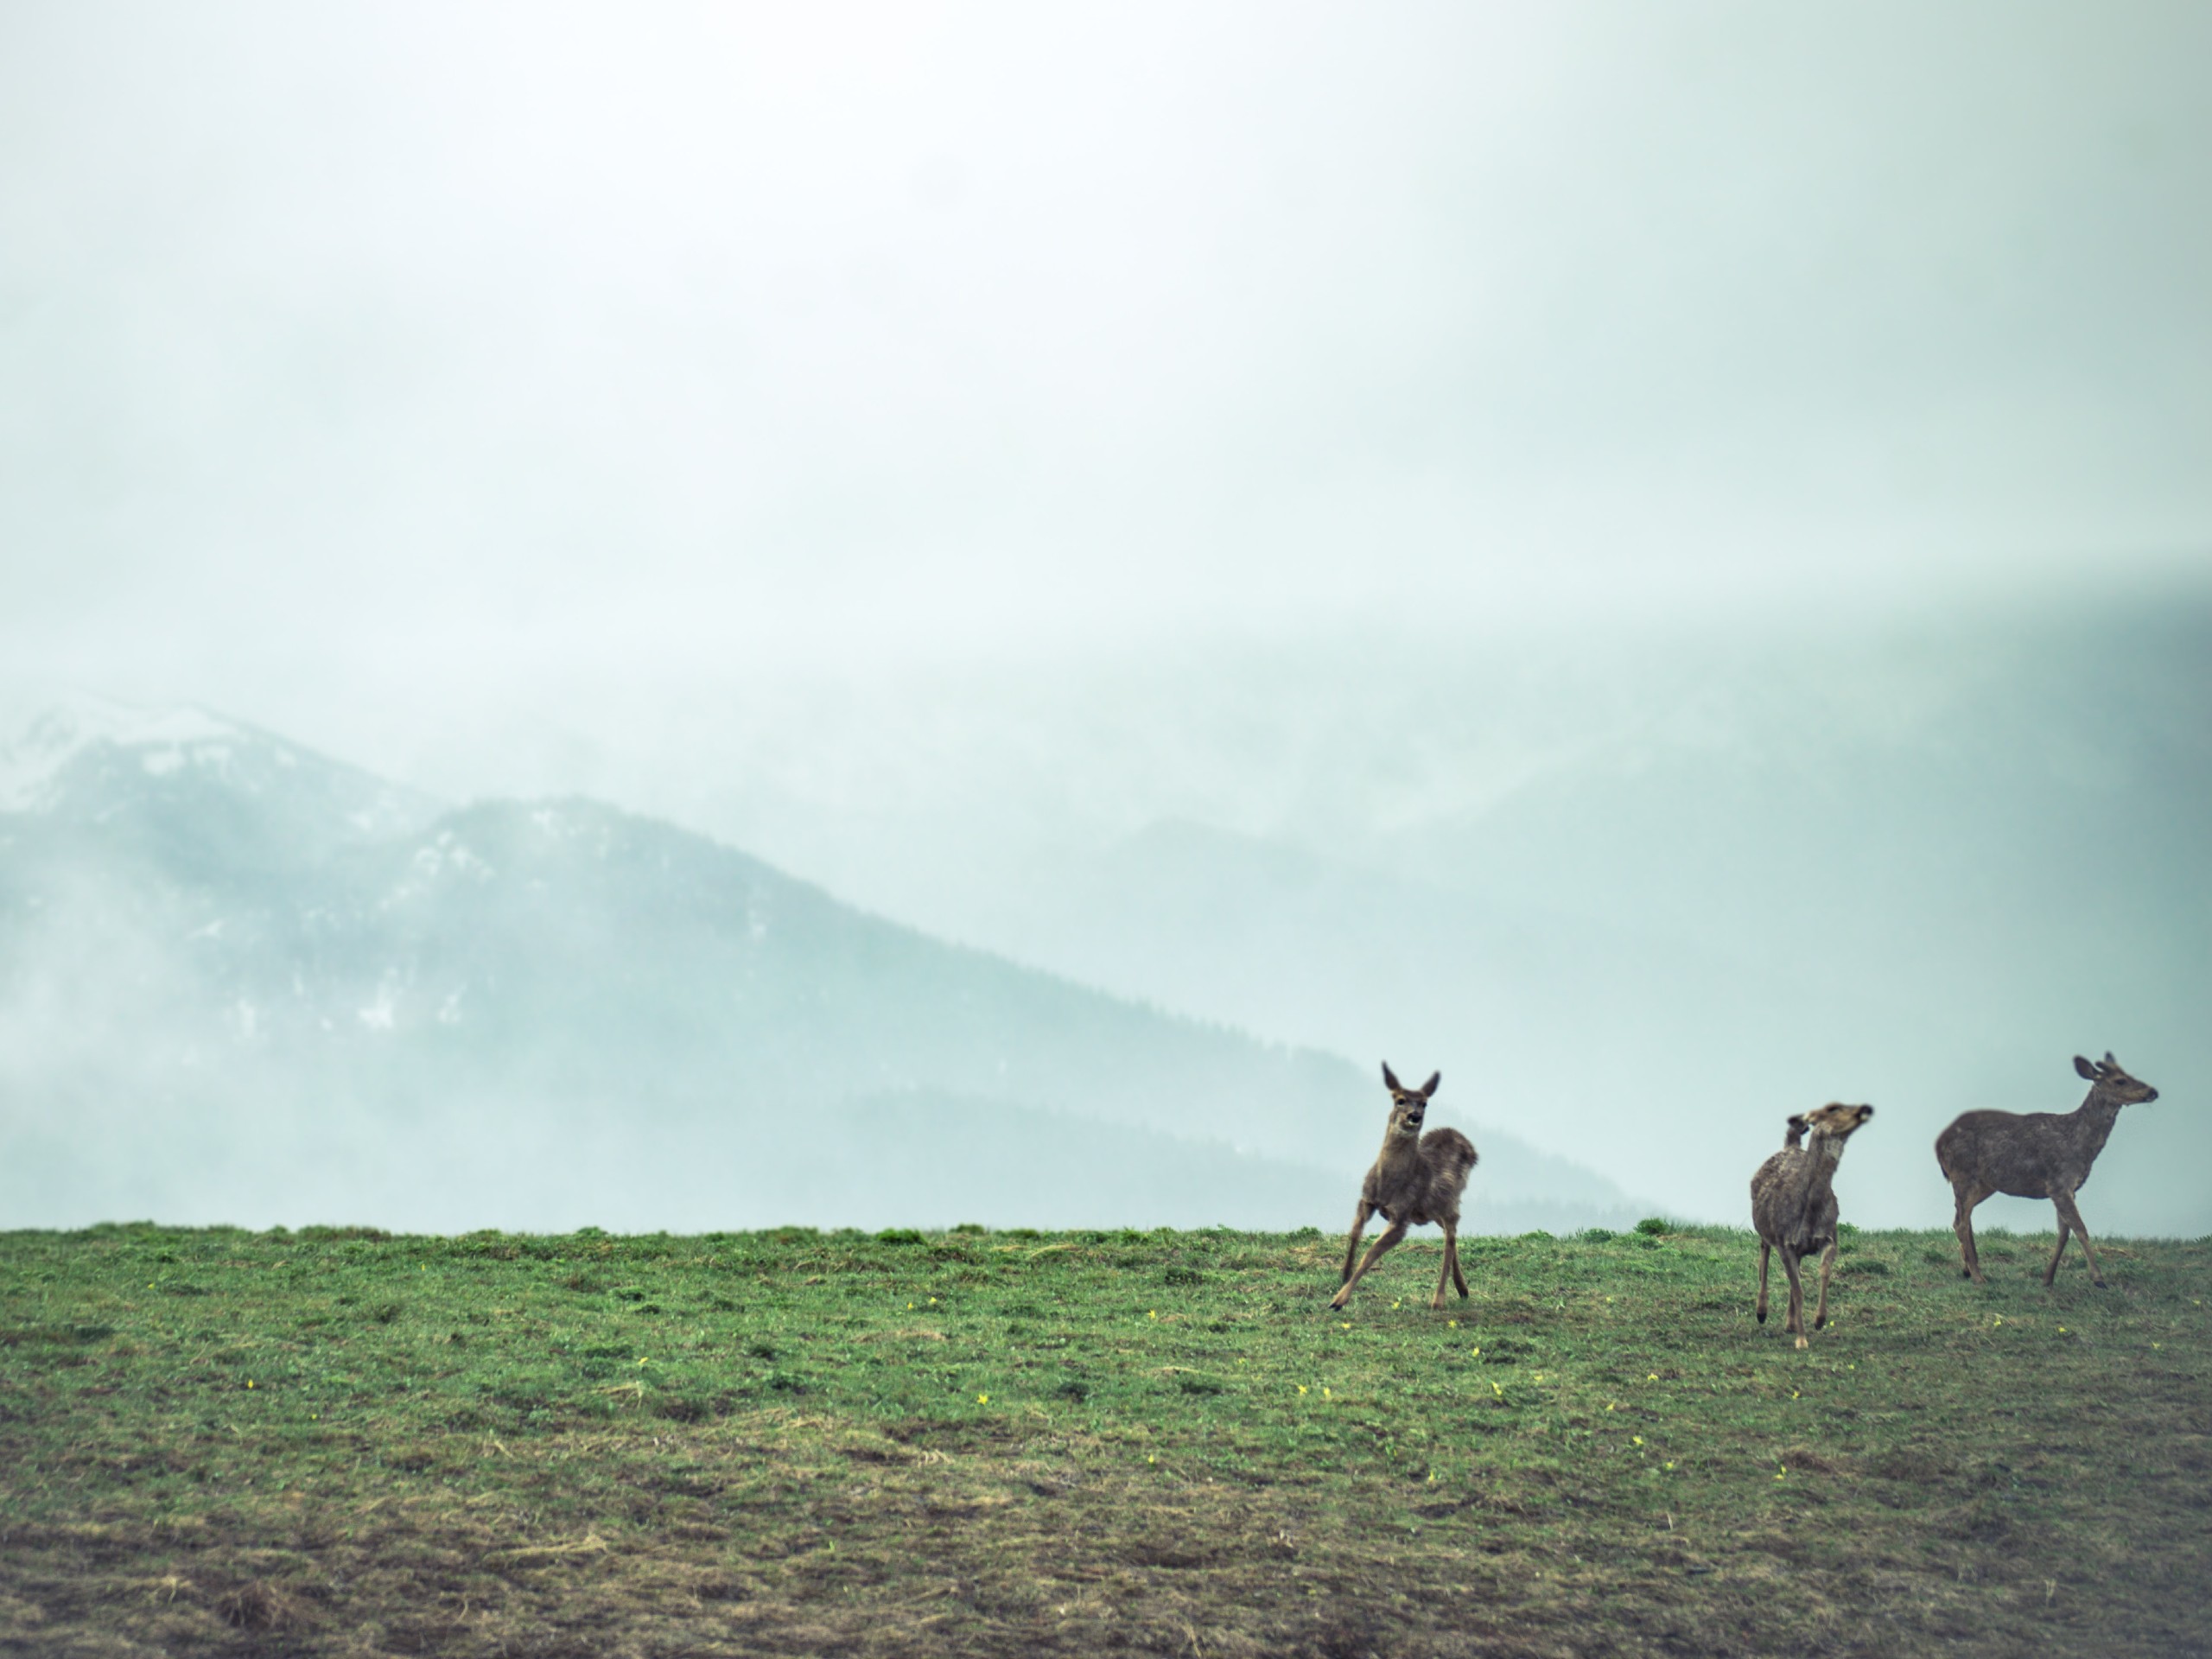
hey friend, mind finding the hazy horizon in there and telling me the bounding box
[4,4,2209,1236]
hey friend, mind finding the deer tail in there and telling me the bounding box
[1933,1125,1960,1184]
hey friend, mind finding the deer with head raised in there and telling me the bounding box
[1936,1052,2160,1288]
[1751,1102,1876,1349]
[1331,1064,1478,1311]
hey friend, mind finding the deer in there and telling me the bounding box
[1936,1052,2160,1288]
[1751,1102,1875,1349]
[1331,1064,1478,1311]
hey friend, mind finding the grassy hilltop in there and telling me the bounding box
[2,1223,2208,1657]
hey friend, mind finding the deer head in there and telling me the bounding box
[2075,1052,2159,1104]
[1380,1062,1441,1141]
[1802,1102,1875,1143]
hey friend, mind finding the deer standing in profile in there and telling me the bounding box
[1936,1052,2160,1288]
[1751,1102,1875,1349]
[1332,1064,1478,1311]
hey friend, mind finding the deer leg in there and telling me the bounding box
[1812,1240,1838,1331]
[1331,1219,1407,1310]
[2052,1192,2105,1287]
[1338,1200,1374,1287]
[1780,1247,1808,1349]
[1952,1186,1987,1284]
[1448,1229,1470,1300]
[1431,1224,1462,1309]
[1756,1240,1771,1324]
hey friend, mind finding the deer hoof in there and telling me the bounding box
[1794,1335,1809,1351]
[1756,1308,1766,1324]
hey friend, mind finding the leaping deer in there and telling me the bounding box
[1751,1102,1875,1348]
[1936,1052,2160,1288]
[1331,1064,1478,1311]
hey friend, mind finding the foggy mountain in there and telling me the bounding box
[1363,604,2212,1234]
[0,694,1650,1235]
[824,602,2211,1236]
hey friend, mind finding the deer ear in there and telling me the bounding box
[2103,1051,2119,1068]
[1420,1071,1440,1099]
[2074,1055,2099,1079]
[1382,1062,1402,1092]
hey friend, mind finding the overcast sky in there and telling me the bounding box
[5,5,2211,1231]
[4,2,2209,745]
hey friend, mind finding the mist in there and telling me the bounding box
[3,4,2209,1237]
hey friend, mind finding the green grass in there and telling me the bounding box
[3,1221,2209,1656]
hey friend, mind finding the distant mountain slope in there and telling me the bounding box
[0,688,437,850]
[1366,605,2212,1232]
[873,603,2212,1235]
[0,696,1651,1233]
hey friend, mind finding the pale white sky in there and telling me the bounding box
[6,6,2211,1230]
[3,1,2208,736]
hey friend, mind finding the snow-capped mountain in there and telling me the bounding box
[0,695,1653,1234]
[0,693,241,814]
[0,688,437,849]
